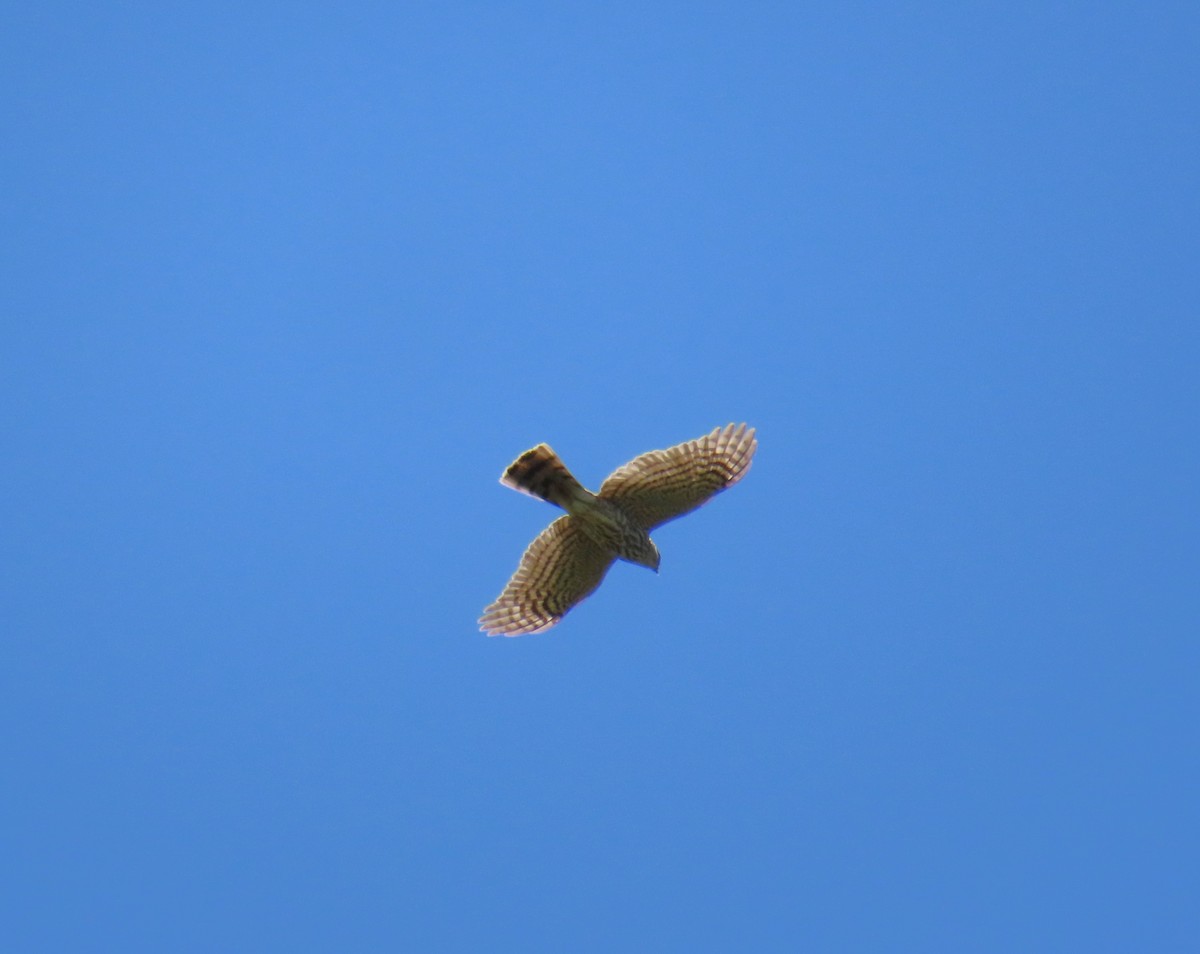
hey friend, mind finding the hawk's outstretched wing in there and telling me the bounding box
[598,423,757,530]
[479,516,616,637]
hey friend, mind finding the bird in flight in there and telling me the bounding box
[480,423,757,636]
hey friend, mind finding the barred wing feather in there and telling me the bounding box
[479,516,616,636]
[598,423,757,530]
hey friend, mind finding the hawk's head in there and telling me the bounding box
[626,537,661,574]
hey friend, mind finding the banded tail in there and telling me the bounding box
[501,444,589,509]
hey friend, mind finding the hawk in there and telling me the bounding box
[479,423,757,636]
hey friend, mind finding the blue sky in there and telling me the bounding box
[3,3,1197,950]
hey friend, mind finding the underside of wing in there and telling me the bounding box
[598,423,757,530]
[479,516,616,637]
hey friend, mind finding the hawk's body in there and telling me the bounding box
[502,443,662,570]
[479,423,757,637]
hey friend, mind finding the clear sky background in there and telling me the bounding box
[3,3,1197,951]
